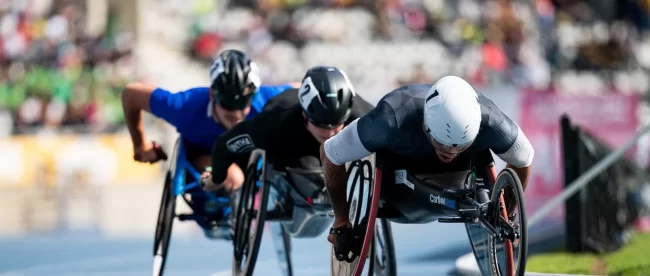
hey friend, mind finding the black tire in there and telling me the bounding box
[279,224,294,276]
[487,168,528,276]
[369,218,397,276]
[282,225,293,276]
[331,160,374,276]
[153,172,176,276]
[282,224,292,254]
[270,222,293,276]
[233,150,271,276]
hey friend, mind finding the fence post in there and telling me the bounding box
[561,115,582,252]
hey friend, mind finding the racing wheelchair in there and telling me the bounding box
[232,149,397,276]
[331,150,528,276]
[153,139,232,276]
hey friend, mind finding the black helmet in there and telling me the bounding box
[209,49,261,110]
[298,66,355,128]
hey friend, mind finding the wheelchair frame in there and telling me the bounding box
[152,138,232,276]
[170,140,229,215]
[338,151,527,276]
[232,150,394,276]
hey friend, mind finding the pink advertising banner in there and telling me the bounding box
[519,92,640,222]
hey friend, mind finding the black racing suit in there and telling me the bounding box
[210,88,374,185]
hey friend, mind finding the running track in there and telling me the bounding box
[0,220,562,275]
[0,222,471,275]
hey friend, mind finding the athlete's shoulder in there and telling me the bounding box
[471,92,519,152]
[260,87,299,112]
[378,83,432,108]
[153,86,210,97]
[148,86,211,128]
[182,86,210,93]
[251,84,294,112]
[258,84,294,96]
[477,92,510,126]
[371,83,431,125]
[174,86,210,106]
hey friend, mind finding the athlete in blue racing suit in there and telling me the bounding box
[121,49,295,238]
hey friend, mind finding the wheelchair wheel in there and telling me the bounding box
[271,223,293,276]
[486,168,528,276]
[331,160,383,276]
[153,172,176,276]
[233,150,271,276]
[368,218,397,276]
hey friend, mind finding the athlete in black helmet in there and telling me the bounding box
[211,50,261,112]
[201,66,372,200]
[121,49,294,238]
[299,66,356,129]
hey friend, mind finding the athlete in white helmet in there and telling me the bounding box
[320,75,534,253]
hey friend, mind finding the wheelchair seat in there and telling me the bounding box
[283,167,327,204]
[279,167,332,238]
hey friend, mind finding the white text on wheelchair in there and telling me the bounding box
[429,194,456,209]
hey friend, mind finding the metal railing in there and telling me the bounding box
[528,123,650,227]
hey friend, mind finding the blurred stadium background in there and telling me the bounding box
[1,0,650,275]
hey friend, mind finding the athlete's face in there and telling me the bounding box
[422,123,471,163]
[429,139,470,163]
[213,103,251,130]
[306,121,344,143]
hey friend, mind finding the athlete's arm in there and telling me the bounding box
[255,84,298,108]
[122,83,201,145]
[490,119,534,191]
[498,125,534,191]
[121,82,156,148]
[321,102,396,226]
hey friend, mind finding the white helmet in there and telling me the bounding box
[423,76,481,148]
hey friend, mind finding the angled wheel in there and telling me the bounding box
[232,149,271,276]
[368,218,397,276]
[466,220,492,275]
[331,160,383,276]
[486,168,528,276]
[153,172,176,276]
[271,222,293,276]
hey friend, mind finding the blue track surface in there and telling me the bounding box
[0,222,472,276]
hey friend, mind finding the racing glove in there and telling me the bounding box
[330,226,362,263]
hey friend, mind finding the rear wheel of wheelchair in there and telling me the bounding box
[331,160,383,276]
[233,150,271,276]
[153,172,176,276]
[368,218,397,276]
[487,168,528,276]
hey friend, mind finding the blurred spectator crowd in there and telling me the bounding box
[3,0,650,135]
[180,0,650,96]
[0,0,137,135]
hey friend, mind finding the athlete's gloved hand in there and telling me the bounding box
[200,167,220,192]
[133,141,167,164]
[329,224,359,263]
